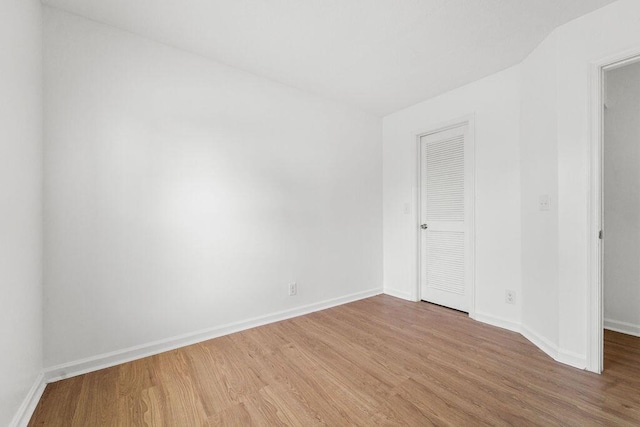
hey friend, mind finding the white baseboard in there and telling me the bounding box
[41,285,592,392]
[9,373,46,427]
[383,287,416,302]
[521,324,559,362]
[520,324,587,370]
[604,318,640,337]
[44,288,383,383]
[474,312,520,333]
[383,295,588,370]
[557,348,587,369]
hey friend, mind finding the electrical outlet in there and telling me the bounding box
[539,194,550,211]
[505,290,516,305]
[288,283,297,296]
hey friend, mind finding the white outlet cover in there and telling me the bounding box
[539,194,550,211]
[505,290,516,304]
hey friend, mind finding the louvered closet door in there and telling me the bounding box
[420,124,469,312]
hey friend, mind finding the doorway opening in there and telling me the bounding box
[589,52,640,373]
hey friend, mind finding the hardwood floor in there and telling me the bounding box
[29,295,640,426]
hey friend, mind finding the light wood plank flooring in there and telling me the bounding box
[29,295,640,426]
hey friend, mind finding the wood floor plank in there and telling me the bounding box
[26,375,84,426]
[148,349,209,426]
[206,402,252,426]
[69,366,120,426]
[28,295,640,426]
[116,357,154,425]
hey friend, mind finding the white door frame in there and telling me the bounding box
[587,49,640,374]
[415,115,475,318]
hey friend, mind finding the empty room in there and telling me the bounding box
[3,0,640,425]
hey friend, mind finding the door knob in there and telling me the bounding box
[421,224,428,229]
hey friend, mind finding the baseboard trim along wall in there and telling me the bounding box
[44,288,383,383]
[475,313,588,370]
[9,373,46,427]
[383,295,588,371]
[520,324,560,364]
[557,348,588,369]
[605,318,640,338]
[474,312,521,334]
[35,288,590,422]
[520,324,587,370]
[383,288,415,302]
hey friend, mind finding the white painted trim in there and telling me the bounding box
[557,349,588,370]
[588,47,640,374]
[587,58,604,374]
[383,287,416,302]
[9,373,46,427]
[474,312,520,334]
[44,288,382,382]
[34,282,591,407]
[384,293,587,370]
[413,114,476,318]
[605,318,640,337]
[520,324,587,370]
[520,324,559,363]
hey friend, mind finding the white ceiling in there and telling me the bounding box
[42,0,617,116]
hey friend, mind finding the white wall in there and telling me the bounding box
[603,61,640,336]
[43,7,382,368]
[0,0,43,425]
[383,66,522,328]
